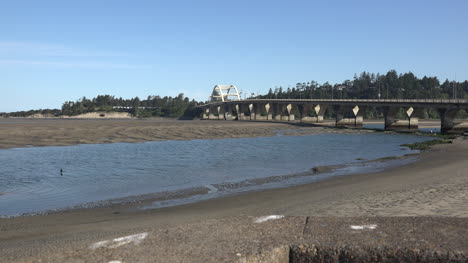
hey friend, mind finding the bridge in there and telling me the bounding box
[198,86,468,133]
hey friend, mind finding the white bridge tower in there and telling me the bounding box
[210,85,241,103]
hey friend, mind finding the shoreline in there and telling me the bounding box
[1,137,467,261]
[0,150,422,219]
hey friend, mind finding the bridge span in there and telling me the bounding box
[197,98,468,133]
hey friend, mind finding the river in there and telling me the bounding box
[0,133,431,216]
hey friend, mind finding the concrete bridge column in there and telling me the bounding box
[202,108,209,120]
[253,103,264,120]
[286,104,295,121]
[383,106,419,130]
[233,104,240,120]
[314,104,328,122]
[299,104,311,122]
[248,104,255,120]
[334,105,363,127]
[216,106,225,120]
[353,106,365,127]
[237,104,245,120]
[208,106,216,120]
[406,107,420,129]
[224,104,234,120]
[299,104,327,122]
[273,103,283,121]
[438,108,468,133]
[265,103,272,120]
[383,107,399,129]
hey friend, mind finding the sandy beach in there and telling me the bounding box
[0,118,467,261]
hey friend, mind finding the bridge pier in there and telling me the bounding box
[253,103,267,120]
[265,103,272,120]
[208,106,216,120]
[299,104,310,122]
[383,106,419,130]
[236,104,245,120]
[300,104,328,122]
[273,103,283,121]
[286,104,295,121]
[314,104,327,122]
[247,104,254,120]
[224,104,234,120]
[217,106,225,120]
[199,99,467,134]
[438,108,468,133]
[334,105,364,127]
[202,108,209,120]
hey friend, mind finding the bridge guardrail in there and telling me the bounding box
[197,99,468,107]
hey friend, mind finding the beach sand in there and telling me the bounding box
[0,118,444,150]
[0,118,379,149]
[0,119,466,262]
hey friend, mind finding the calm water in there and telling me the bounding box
[0,133,431,216]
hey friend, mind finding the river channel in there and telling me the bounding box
[0,133,432,216]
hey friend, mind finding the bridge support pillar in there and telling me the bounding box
[273,103,283,121]
[335,105,364,127]
[383,107,419,130]
[254,103,265,120]
[208,106,216,120]
[224,104,234,120]
[216,106,224,120]
[299,104,328,122]
[265,103,272,120]
[438,108,468,133]
[314,104,327,122]
[299,104,310,122]
[236,104,245,120]
[233,104,239,120]
[248,104,255,120]
[286,104,295,121]
[202,108,209,120]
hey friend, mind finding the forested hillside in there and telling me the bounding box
[256,70,468,101]
[253,70,468,119]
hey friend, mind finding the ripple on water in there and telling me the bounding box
[0,133,432,216]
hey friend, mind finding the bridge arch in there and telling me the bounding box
[210,85,241,103]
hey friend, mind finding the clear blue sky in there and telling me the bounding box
[1,0,467,112]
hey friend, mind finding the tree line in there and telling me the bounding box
[258,70,468,100]
[1,70,467,118]
[254,70,468,119]
[60,93,202,118]
[1,94,203,118]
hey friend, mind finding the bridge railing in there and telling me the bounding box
[239,99,468,103]
[197,98,468,107]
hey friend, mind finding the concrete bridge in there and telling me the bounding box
[198,98,468,133]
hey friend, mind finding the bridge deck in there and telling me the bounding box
[198,99,468,108]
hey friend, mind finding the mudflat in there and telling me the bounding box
[0,118,374,149]
[0,134,467,262]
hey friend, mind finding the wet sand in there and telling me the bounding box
[0,118,380,150]
[0,135,467,261]
[0,118,445,150]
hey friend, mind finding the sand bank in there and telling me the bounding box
[0,118,375,149]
